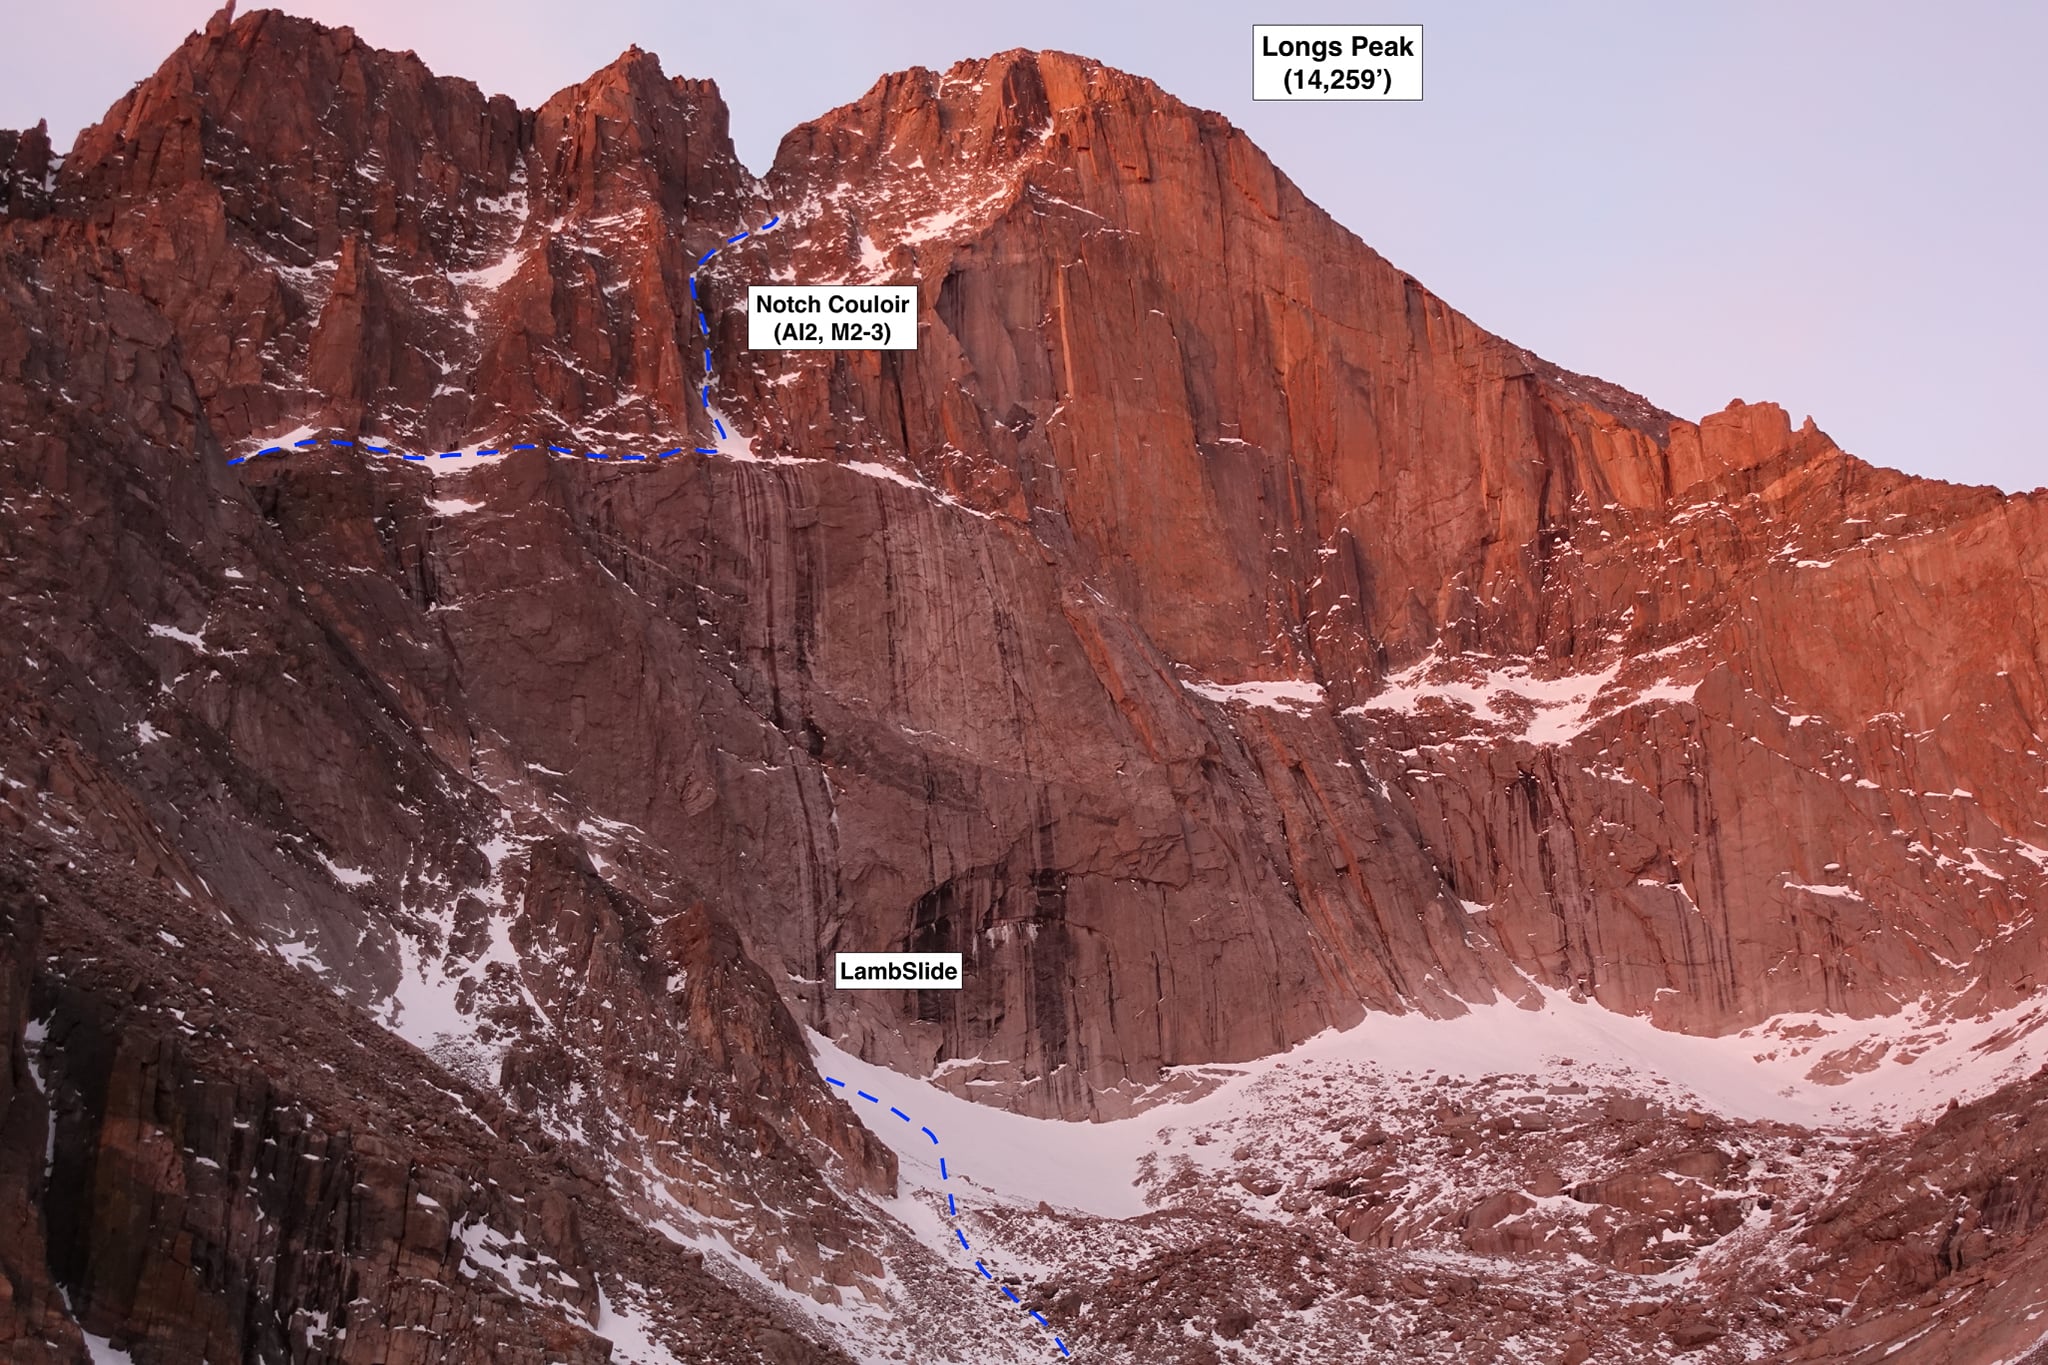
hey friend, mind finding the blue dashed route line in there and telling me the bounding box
[224,214,781,467]
[825,1074,1073,1358]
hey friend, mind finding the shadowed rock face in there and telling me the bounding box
[4,8,2048,1362]
[0,859,863,1365]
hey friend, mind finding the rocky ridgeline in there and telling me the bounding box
[3,6,2048,1362]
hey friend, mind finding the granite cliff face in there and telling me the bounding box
[748,53,2048,1086]
[3,9,2047,1363]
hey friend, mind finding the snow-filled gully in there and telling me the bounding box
[224,210,784,470]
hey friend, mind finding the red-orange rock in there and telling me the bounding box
[6,12,2048,1362]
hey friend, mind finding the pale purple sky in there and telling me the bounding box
[6,1,2043,491]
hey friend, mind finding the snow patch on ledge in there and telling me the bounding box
[1346,652,1702,745]
[313,851,373,888]
[147,622,207,649]
[1182,678,1326,714]
[1782,879,1862,901]
[710,418,994,520]
[448,246,530,292]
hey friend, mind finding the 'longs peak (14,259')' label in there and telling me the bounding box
[750,286,917,349]
[1252,25,1424,101]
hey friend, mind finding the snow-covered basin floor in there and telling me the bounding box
[812,986,2048,1221]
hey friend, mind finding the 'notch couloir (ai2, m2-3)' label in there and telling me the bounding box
[749,285,918,349]
[1253,25,1424,101]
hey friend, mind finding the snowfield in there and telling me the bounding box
[797,988,2048,1362]
[815,985,2048,1223]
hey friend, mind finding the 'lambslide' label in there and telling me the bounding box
[1252,25,1424,101]
[835,952,964,989]
[748,286,918,350]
